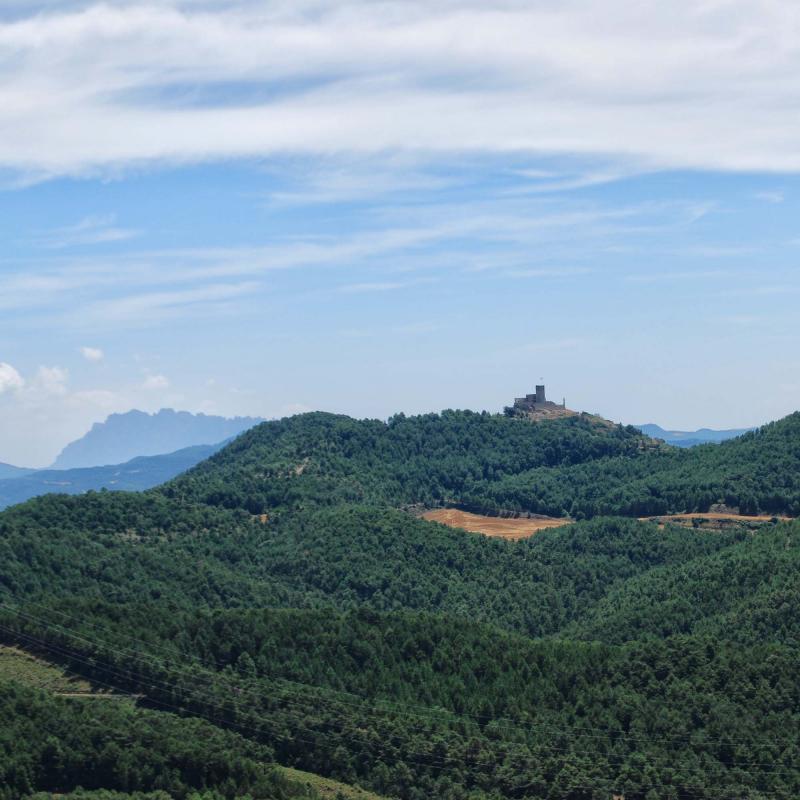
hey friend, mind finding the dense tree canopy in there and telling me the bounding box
[167,411,800,517]
[2,409,800,798]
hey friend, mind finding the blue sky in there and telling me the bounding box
[1,1,800,466]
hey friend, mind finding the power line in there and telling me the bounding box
[2,623,610,798]
[7,601,799,757]
[4,622,783,800]
[1,604,797,790]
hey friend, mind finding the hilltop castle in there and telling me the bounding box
[513,384,566,413]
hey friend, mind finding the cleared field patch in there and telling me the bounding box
[422,508,570,540]
[641,512,791,530]
[279,767,388,800]
[0,644,131,698]
[0,644,94,693]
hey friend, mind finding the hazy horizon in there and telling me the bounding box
[2,400,770,470]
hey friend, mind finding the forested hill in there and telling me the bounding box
[469,411,800,518]
[165,410,653,512]
[3,407,800,798]
[167,409,800,518]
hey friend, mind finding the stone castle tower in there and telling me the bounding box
[512,384,566,413]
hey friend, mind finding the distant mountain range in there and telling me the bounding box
[0,411,759,511]
[0,408,265,510]
[636,423,754,447]
[51,408,264,469]
[0,462,34,480]
[0,442,224,511]
[4,408,800,797]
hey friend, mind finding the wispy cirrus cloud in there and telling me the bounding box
[80,281,260,324]
[339,281,408,294]
[0,192,722,329]
[624,269,732,284]
[755,191,784,204]
[506,168,633,196]
[36,215,139,249]
[80,346,105,362]
[4,2,800,178]
[504,267,593,279]
[142,373,169,390]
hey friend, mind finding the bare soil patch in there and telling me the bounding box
[422,508,570,540]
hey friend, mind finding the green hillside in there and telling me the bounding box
[1,409,800,798]
[164,410,649,513]
[168,410,800,518]
[0,680,319,800]
[473,413,800,518]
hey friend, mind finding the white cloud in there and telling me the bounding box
[0,362,24,394]
[505,267,592,279]
[507,169,631,195]
[84,282,258,324]
[339,281,407,293]
[38,215,138,248]
[755,191,784,204]
[4,2,800,176]
[266,160,453,207]
[34,365,68,396]
[142,374,169,390]
[625,269,731,284]
[80,345,105,362]
[0,196,704,330]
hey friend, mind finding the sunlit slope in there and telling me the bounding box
[468,412,800,517]
[0,676,320,800]
[0,492,752,639]
[563,519,800,646]
[3,410,800,797]
[165,409,800,518]
[6,600,800,800]
[164,410,653,513]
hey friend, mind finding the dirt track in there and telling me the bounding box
[640,512,791,530]
[640,512,789,523]
[422,508,570,540]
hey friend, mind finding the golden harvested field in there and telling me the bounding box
[422,508,570,540]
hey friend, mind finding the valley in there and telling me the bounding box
[2,409,800,799]
[4,5,794,798]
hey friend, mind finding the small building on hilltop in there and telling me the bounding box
[507,384,574,420]
[512,384,565,413]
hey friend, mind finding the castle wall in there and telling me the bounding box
[514,386,556,411]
